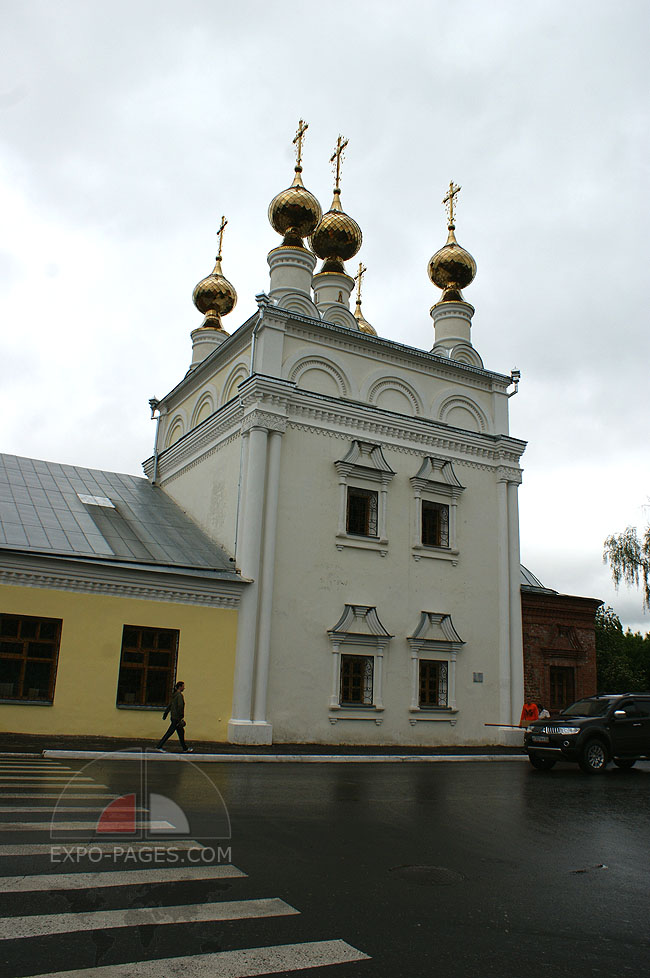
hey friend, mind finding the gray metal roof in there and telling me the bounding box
[0,454,238,577]
[520,564,557,593]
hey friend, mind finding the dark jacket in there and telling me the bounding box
[163,690,185,722]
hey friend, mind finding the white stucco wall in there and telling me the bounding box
[266,424,505,745]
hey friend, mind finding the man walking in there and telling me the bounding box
[157,681,193,752]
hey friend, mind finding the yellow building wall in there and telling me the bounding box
[0,583,237,742]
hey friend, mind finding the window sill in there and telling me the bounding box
[336,533,389,556]
[0,698,53,707]
[409,708,458,726]
[329,707,384,725]
[411,545,459,565]
[116,704,167,711]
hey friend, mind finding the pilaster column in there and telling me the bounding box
[507,478,524,725]
[496,475,510,725]
[253,426,285,726]
[229,423,268,728]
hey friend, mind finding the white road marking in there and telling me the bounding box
[0,820,174,831]
[0,898,298,939]
[0,864,246,891]
[2,785,120,801]
[0,782,108,789]
[0,775,94,781]
[0,806,148,813]
[0,840,206,855]
[0,765,71,770]
[23,940,370,976]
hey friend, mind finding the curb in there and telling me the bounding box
[41,750,528,763]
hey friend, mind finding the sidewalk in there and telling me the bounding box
[0,732,526,761]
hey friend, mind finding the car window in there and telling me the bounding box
[562,699,613,718]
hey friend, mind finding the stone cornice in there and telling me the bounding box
[0,552,246,608]
[286,389,526,469]
[281,314,511,393]
[145,374,526,485]
[144,397,243,482]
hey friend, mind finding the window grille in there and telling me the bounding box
[0,614,62,702]
[422,501,450,547]
[549,666,575,712]
[346,487,379,537]
[340,654,374,705]
[419,660,448,708]
[116,625,179,708]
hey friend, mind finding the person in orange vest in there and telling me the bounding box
[519,700,539,726]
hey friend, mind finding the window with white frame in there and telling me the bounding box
[328,605,392,721]
[407,612,464,724]
[346,487,378,537]
[340,654,374,706]
[335,441,395,554]
[419,659,448,708]
[410,457,464,563]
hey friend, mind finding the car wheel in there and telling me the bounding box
[613,758,636,769]
[578,740,609,774]
[528,753,557,771]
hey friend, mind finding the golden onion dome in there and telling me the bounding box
[268,165,322,248]
[354,298,376,335]
[192,254,237,332]
[311,189,362,274]
[428,225,476,302]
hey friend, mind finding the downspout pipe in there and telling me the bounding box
[149,398,161,486]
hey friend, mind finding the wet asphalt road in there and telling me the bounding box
[1,756,649,977]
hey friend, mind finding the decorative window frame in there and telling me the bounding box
[410,457,465,564]
[327,605,393,723]
[407,612,465,724]
[334,441,395,556]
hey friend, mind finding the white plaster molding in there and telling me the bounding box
[432,392,490,434]
[241,410,288,434]
[190,391,216,429]
[164,412,186,449]
[327,604,393,714]
[410,456,465,563]
[221,362,250,406]
[407,611,465,713]
[0,559,245,609]
[366,376,423,416]
[280,314,510,393]
[276,291,320,319]
[287,354,352,398]
[319,304,359,331]
[496,464,523,485]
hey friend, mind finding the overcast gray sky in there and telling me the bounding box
[1,0,649,632]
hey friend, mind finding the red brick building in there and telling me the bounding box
[520,566,601,713]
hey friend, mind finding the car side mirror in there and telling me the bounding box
[613,710,627,719]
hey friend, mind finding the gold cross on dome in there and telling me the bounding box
[443,181,461,227]
[216,216,228,258]
[354,262,367,303]
[330,135,349,189]
[293,119,308,167]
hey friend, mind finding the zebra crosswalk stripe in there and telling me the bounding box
[0,898,298,940]
[0,840,206,855]
[0,783,109,789]
[0,775,94,781]
[0,864,246,891]
[2,785,119,801]
[0,820,174,831]
[0,805,147,813]
[20,940,370,977]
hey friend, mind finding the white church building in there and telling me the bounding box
[145,126,527,747]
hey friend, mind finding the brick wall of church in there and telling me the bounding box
[521,591,601,713]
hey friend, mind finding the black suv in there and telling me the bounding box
[524,693,650,774]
